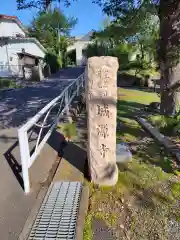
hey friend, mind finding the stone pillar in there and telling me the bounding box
[86,56,119,186]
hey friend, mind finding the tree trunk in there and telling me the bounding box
[44,0,51,11]
[160,67,179,115]
[159,0,180,115]
[140,42,144,62]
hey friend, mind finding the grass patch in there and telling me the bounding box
[148,114,180,148]
[84,88,180,240]
[0,78,16,89]
[171,182,180,199]
[118,87,160,105]
[119,68,159,79]
[148,114,180,135]
[57,122,77,141]
[117,87,159,117]
[0,78,24,89]
[84,157,179,239]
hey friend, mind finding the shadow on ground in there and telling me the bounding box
[0,67,84,129]
[61,111,88,177]
[2,109,88,191]
[117,100,147,118]
[4,140,24,189]
[117,120,177,174]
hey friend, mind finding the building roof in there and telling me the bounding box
[0,36,46,54]
[0,14,28,34]
[80,30,94,41]
[17,51,44,59]
[71,30,94,42]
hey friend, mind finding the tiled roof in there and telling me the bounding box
[0,14,17,20]
[0,14,28,33]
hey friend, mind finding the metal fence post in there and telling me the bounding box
[18,129,30,194]
[17,73,85,193]
[81,73,84,88]
[76,77,80,96]
[65,89,71,122]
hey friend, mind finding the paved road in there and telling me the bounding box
[0,67,84,129]
[0,67,84,239]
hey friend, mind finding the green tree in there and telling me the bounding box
[95,0,180,115]
[18,0,180,114]
[92,11,158,76]
[58,36,73,67]
[131,14,159,64]
[44,52,62,73]
[17,0,73,10]
[83,40,109,58]
[28,8,77,54]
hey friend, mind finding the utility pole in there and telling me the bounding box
[4,38,10,72]
[57,24,61,56]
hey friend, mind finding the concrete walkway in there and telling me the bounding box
[53,112,87,183]
[0,67,84,239]
[19,110,88,240]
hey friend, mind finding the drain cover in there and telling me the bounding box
[28,181,82,240]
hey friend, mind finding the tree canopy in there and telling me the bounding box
[18,0,180,114]
[93,0,180,115]
[28,8,77,53]
[16,0,74,10]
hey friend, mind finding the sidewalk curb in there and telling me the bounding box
[76,185,89,240]
[18,186,48,240]
[18,156,62,240]
[0,87,14,91]
[19,181,90,240]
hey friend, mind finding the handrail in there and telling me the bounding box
[18,72,85,193]
[19,77,78,132]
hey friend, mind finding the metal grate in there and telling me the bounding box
[28,181,82,240]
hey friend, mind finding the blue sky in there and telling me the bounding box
[0,0,105,36]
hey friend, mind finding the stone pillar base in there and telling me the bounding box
[91,164,118,186]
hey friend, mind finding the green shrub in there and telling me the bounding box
[83,41,108,58]
[149,113,180,135]
[57,122,77,141]
[0,79,16,89]
[67,49,76,65]
[109,47,129,70]
[45,52,61,73]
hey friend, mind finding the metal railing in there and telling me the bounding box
[18,73,85,193]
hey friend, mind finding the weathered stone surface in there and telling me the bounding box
[86,56,119,186]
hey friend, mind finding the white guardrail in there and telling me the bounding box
[18,73,85,193]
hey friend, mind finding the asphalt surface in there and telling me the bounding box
[0,67,84,239]
[0,67,84,129]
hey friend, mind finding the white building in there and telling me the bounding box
[67,30,94,66]
[0,14,46,78]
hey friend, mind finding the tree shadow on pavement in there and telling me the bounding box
[0,80,69,130]
[0,67,85,130]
